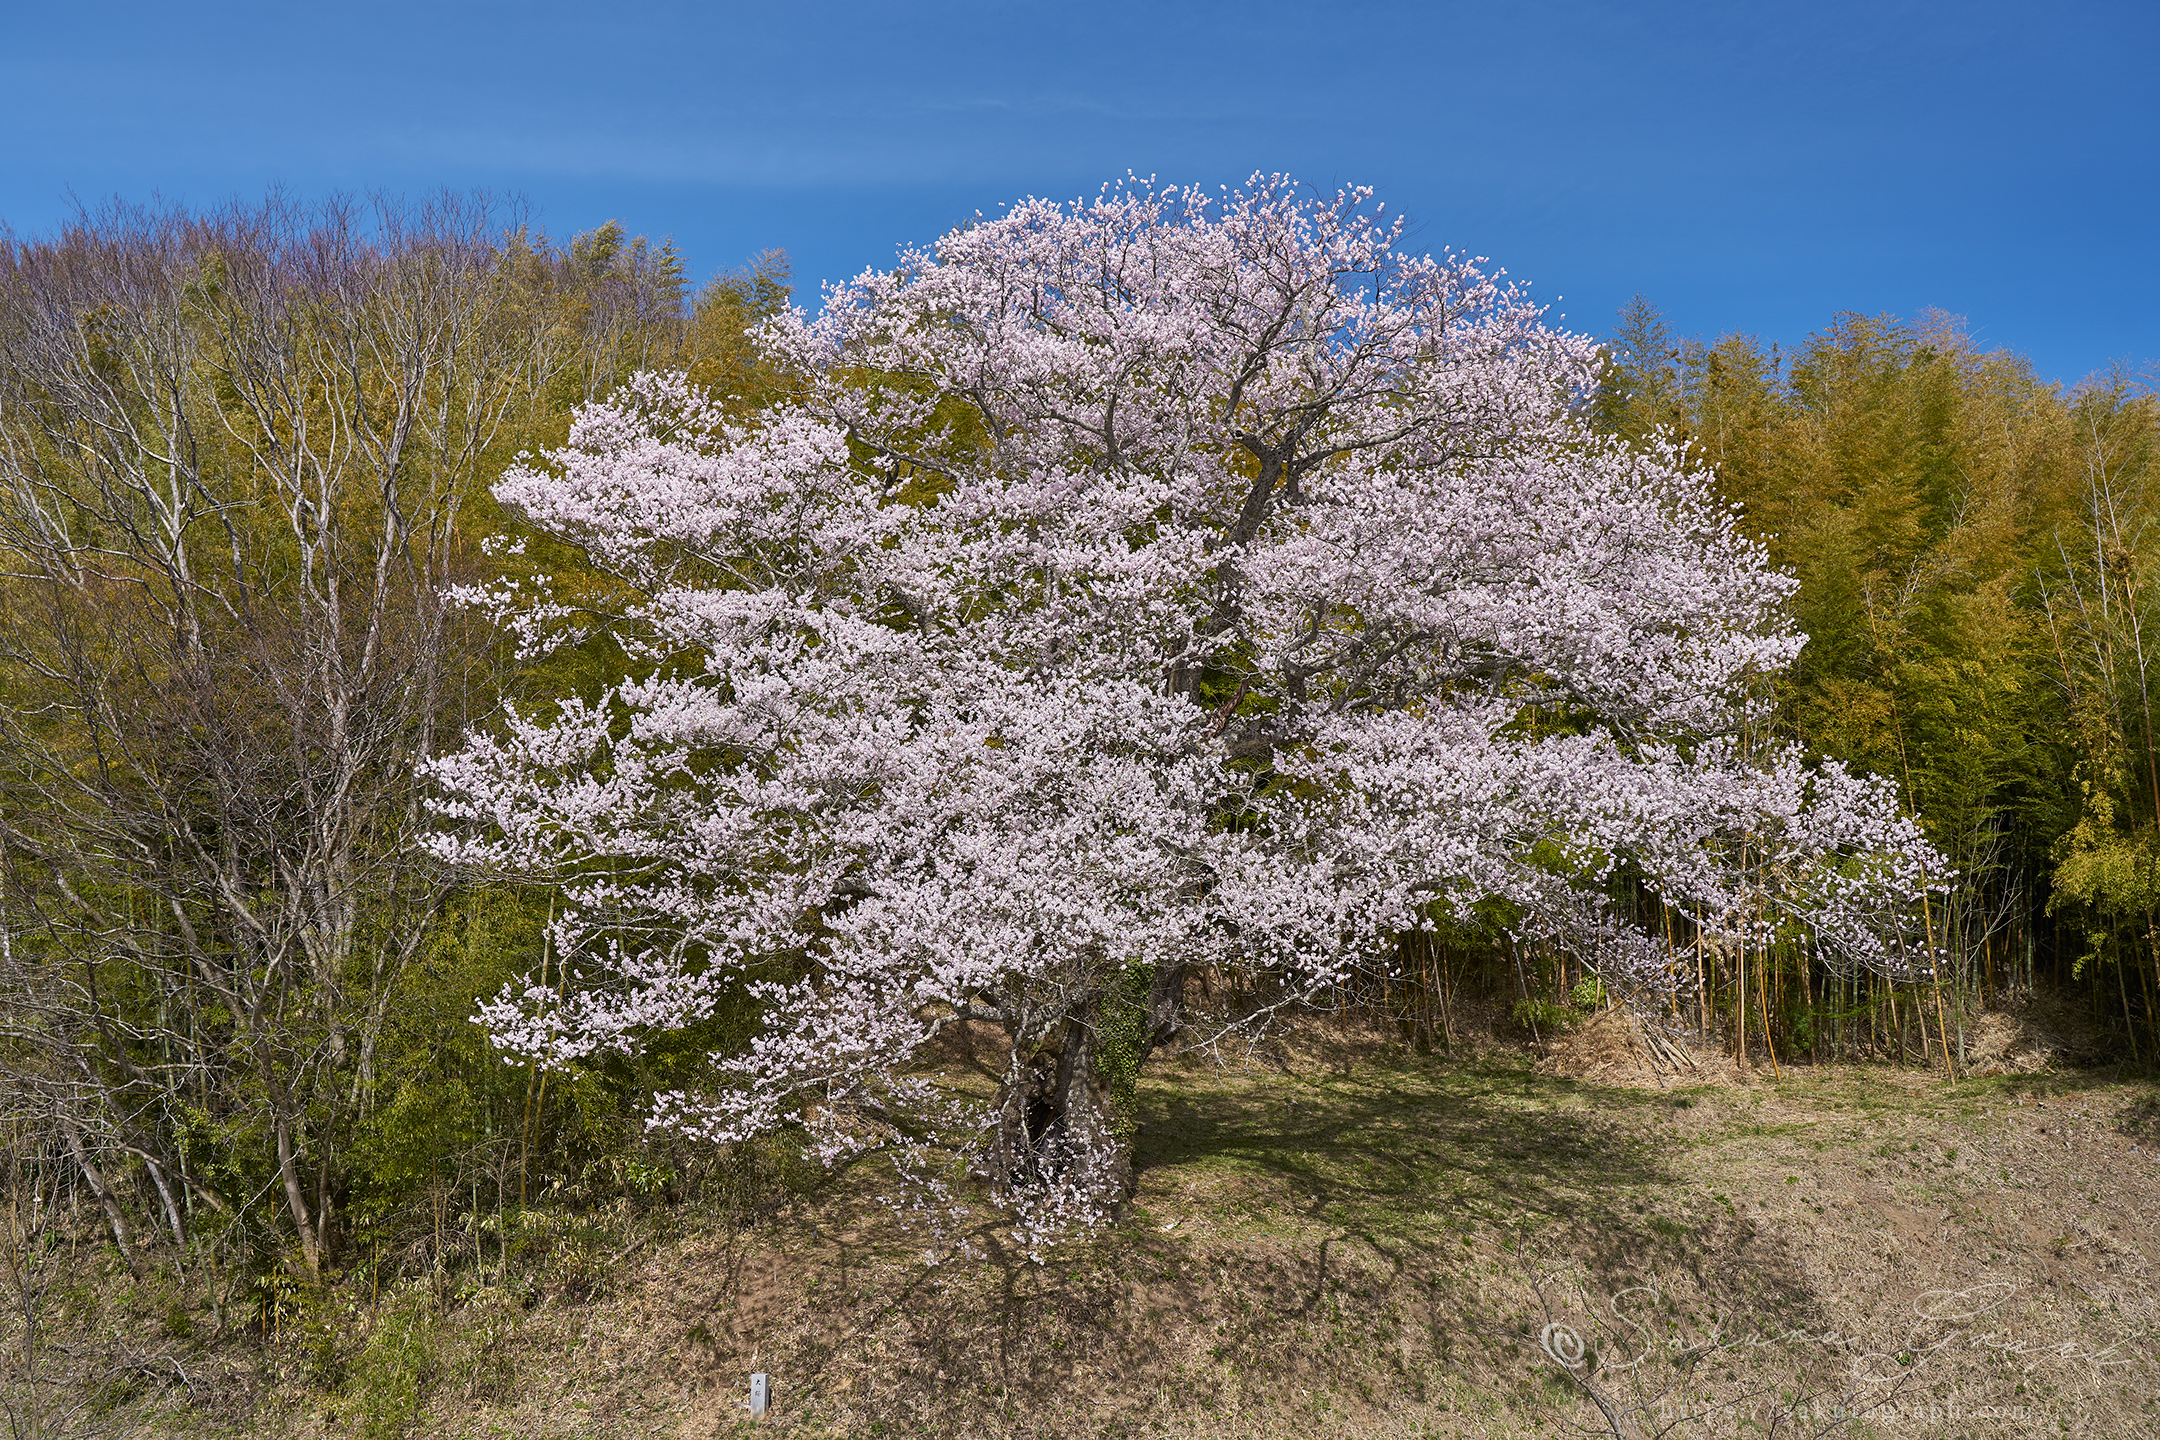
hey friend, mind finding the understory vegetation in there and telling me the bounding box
[7,1024,2156,1438]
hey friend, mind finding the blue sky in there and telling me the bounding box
[2,1,2152,383]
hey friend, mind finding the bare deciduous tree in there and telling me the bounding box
[0,193,594,1274]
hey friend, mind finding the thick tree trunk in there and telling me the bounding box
[1045,1016,1133,1200]
[992,965,1186,1211]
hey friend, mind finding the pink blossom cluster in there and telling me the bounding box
[429,177,1944,1242]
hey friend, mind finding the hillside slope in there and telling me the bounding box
[32,1030,2160,1440]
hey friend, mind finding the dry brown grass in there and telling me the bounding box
[32,1023,2160,1440]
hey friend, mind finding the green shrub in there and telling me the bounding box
[1512,997,1582,1034]
[348,1295,438,1440]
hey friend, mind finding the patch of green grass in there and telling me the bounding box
[1138,1058,1674,1238]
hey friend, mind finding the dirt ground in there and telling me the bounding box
[44,1018,2160,1439]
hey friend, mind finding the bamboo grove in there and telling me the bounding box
[1582,300,2160,1072]
[0,195,2151,1293]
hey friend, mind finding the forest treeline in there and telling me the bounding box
[0,197,2153,1307]
[1590,299,2160,1074]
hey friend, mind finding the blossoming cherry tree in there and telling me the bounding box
[431,177,1941,1251]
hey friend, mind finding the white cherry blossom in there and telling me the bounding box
[429,177,1944,1253]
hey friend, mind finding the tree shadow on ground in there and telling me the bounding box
[2111,1088,2160,1140]
[1132,1058,1826,1330]
[721,1058,1842,1438]
[1135,1060,1663,1230]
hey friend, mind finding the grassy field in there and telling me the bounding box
[23,1026,2160,1439]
